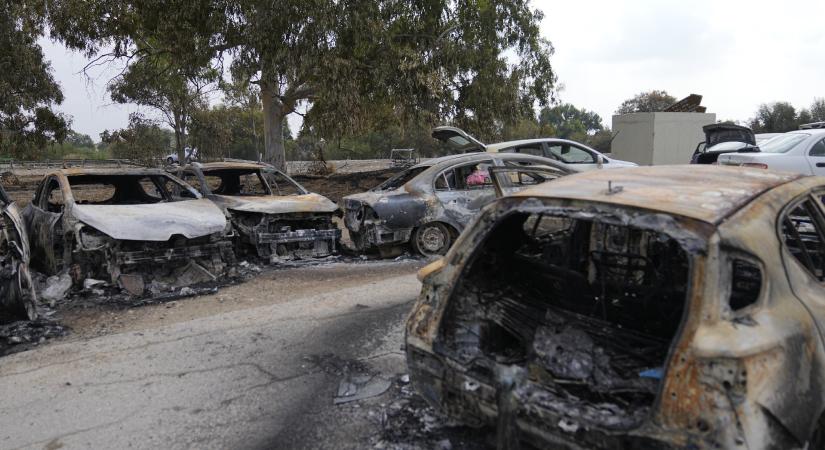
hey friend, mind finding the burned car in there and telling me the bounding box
[23,168,234,296]
[174,161,340,261]
[0,184,37,320]
[407,165,825,449]
[343,153,574,256]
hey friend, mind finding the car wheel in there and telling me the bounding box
[412,222,452,256]
[166,157,175,165]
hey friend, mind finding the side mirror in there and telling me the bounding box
[597,154,604,169]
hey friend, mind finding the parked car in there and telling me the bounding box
[172,161,340,261]
[0,184,37,320]
[718,128,825,174]
[691,123,758,164]
[389,149,419,168]
[23,168,235,296]
[431,126,637,171]
[342,153,575,256]
[407,165,825,449]
[165,147,199,165]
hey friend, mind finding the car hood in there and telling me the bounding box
[212,193,337,214]
[73,198,227,241]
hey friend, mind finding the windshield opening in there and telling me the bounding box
[263,170,306,196]
[759,133,809,153]
[68,174,195,205]
[201,169,271,196]
[373,166,428,191]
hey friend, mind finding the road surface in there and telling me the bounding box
[0,260,427,450]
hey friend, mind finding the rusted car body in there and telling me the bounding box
[173,161,340,261]
[343,153,574,256]
[0,184,37,320]
[23,168,234,296]
[406,165,825,448]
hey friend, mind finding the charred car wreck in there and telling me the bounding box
[0,184,37,320]
[23,168,235,296]
[343,153,574,256]
[174,161,340,262]
[407,165,825,448]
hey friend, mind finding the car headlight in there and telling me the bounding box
[76,225,112,251]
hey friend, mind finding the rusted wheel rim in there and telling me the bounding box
[417,225,447,254]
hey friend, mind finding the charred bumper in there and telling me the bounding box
[113,241,234,266]
[253,228,341,246]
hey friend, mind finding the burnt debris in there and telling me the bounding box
[436,213,688,434]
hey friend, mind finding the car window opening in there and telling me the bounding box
[67,175,190,205]
[730,259,762,311]
[436,211,691,430]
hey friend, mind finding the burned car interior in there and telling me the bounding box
[436,210,691,430]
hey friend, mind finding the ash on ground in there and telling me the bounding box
[0,307,69,357]
[368,375,490,450]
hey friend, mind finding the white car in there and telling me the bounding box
[718,129,825,175]
[432,126,637,171]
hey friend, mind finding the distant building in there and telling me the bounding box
[611,112,716,165]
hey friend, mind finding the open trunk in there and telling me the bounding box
[435,211,691,435]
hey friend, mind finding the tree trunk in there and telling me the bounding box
[261,81,286,171]
[173,111,186,164]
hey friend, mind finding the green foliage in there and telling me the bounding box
[1,0,68,157]
[538,103,603,140]
[810,98,825,123]
[101,114,173,163]
[45,0,556,168]
[44,142,109,160]
[615,90,677,115]
[749,102,802,133]
[189,104,264,161]
[64,130,94,148]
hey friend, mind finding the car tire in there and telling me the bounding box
[166,157,175,165]
[411,222,452,257]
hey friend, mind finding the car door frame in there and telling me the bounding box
[24,175,68,274]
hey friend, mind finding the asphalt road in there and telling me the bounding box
[0,260,424,450]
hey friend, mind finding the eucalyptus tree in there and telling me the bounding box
[47,0,556,169]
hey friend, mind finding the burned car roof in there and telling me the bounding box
[45,167,173,177]
[512,165,803,224]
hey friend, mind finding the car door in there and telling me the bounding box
[433,160,497,227]
[23,177,65,274]
[806,137,825,176]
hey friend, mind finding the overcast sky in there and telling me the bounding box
[40,0,825,140]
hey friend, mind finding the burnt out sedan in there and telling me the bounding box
[343,153,574,256]
[0,184,37,320]
[23,168,234,296]
[174,161,340,261]
[407,166,825,449]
